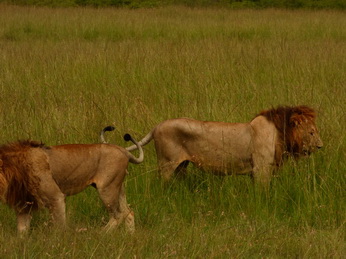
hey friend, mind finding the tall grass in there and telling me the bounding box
[0,4,345,258]
[2,0,346,9]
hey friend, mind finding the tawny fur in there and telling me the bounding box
[0,134,143,234]
[122,105,323,186]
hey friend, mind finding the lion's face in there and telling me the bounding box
[292,120,323,156]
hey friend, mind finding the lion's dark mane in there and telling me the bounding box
[0,141,47,212]
[257,105,317,166]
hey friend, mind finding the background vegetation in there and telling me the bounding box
[0,4,345,258]
[1,0,346,9]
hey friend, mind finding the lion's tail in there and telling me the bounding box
[125,130,154,152]
[123,134,144,164]
[100,126,116,144]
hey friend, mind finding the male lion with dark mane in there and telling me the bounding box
[0,130,143,234]
[110,105,322,186]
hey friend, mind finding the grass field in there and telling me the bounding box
[0,4,345,258]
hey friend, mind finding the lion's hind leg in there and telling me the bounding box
[158,160,189,182]
[119,183,135,233]
[156,142,190,182]
[97,180,134,233]
[98,184,121,231]
[174,160,189,179]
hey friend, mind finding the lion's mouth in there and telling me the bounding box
[303,150,312,156]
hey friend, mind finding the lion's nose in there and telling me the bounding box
[317,141,323,149]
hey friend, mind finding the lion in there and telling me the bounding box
[0,140,65,234]
[0,130,143,234]
[108,105,323,186]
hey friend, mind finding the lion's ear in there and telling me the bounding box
[290,114,302,127]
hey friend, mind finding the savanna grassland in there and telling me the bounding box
[0,4,345,258]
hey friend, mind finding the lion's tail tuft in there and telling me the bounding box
[100,126,115,144]
[125,134,144,164]
[123,133,131,142]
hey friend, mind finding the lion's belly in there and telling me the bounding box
[191,152,253,175]
[46,147,99,196]
[186,127,254,175]
[54,180,90,196]
[51,167,96,195]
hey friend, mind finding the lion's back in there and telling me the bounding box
[153,118,256,174]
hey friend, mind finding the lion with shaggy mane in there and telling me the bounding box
[0,131,143,234]
[121,105,323,186]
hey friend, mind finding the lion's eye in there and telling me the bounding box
[310,132,314,136]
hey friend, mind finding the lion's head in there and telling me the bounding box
[259,105,323,165]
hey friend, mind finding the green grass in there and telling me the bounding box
[2,0,346,9]
[0,4,345,258]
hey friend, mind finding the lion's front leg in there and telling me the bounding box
[48,193,66,228]
[252,165,272,189]
[38,174,67,228]
[251,152,275,189]
[16,212,32,236]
